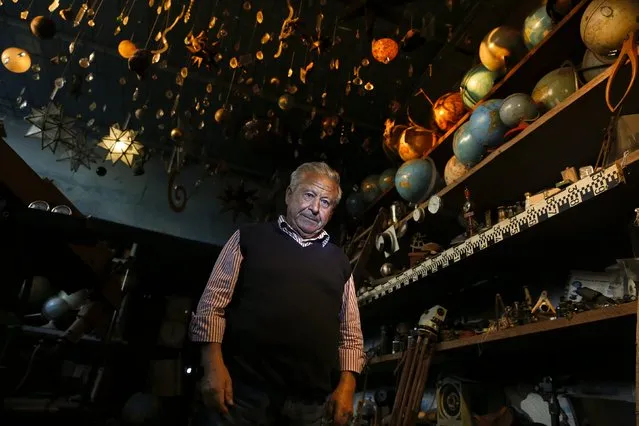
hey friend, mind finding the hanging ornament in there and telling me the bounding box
[24,103,77,153]
[218,181,258,222]
[118,40,138,58]
[1,47,31,73]
[97,124,144,167]
[185,31,220,69]
[30,16,57,39]
[371,38,399,64]
[57,130,100,172]
[128,49,153,78]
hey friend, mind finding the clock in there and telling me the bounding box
[427,195,442,215]
[412,206,426,223]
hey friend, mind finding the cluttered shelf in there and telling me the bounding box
[425,0,590,164]
[368,301,637,366]
[357,152,639,306]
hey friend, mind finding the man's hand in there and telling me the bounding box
[200,343,234,415]
[329,371,356,425]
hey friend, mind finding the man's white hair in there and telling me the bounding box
[289,162,343,204]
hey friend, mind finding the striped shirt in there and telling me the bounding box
[190,216,366,374]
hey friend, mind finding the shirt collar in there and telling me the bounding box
[277,215,330,247]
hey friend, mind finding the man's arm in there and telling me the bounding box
[338,274,366,376]
[190,230,243,373]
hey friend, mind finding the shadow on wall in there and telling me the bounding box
[2,116,271,246]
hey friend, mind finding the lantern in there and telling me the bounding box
[97,124,144,167]
[371,38,399,64]
[1,47,31,73]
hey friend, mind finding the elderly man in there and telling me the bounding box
[190,162,365,426]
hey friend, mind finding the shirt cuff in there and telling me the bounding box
[339,347,366,374]
[189,313,225,343]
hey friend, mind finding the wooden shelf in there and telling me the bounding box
[368,302,637,365]
[425,0,590,165]
[357,158,635,306]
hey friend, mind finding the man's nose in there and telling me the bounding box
[309,198,320,214]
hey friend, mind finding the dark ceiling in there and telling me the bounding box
[0,0,473,187]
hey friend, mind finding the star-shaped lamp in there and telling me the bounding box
[97,124,144,167]
[58,130,100,172]
[218,181,259,223]
[24,103,77,153]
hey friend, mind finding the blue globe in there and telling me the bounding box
[378,168,396,191]
[499,93,539,127]
[453,121,485,167]
[523,6,553,50]
[346,192,367,217]
[395,158,440,204]
[468,99,508,147]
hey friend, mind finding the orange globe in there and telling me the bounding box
[118,40,138,59]
[432,92,466,133]
[398,126,436,161]
[371,38,399,64]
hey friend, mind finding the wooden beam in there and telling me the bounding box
[0,137,112,273]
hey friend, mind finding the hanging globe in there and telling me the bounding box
[498,93,540,128]
[361,175,381,203]
[453,121,485,167]
[371,38,399,64]
[531,65,579,111]
[432,92,466,133]
[523,6,554,50]
[118,40,138,59]
[30,16,56,40]
[398,126,436,161]
[580,0,639,58]
[378,168,397,192]
[1,47,31,73]
[478,26,526,73]
[460,64,500,109]
[394,158,442,204]
[128,49,153,78]
[468,99,508,148]
[444,155,470,185]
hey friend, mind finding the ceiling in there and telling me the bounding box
[0,0,475,189]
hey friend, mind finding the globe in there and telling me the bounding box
[460,64,501,109]
[468,99,508,147]
[346,192,367,217]
[383,124,406,164]
[531,65,579,111]
[361,175,381,203]
[453,121,485,167]
[378,168,397,191]
[398,126,436,161]
[479,26,526,73]
[523,6,554,50]
[499,93,539,127]
[432,92,466,133]
[444,155,470,185]
[581,49,613,82]
[395,158,441,204]
[580,0,639,58]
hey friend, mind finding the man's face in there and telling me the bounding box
[285,172,339,239]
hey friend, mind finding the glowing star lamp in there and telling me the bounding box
[97,124,144,167]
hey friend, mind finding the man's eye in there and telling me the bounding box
[321,199,330,208]
[303,192,314,199]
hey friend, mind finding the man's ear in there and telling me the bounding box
[285,186,292,204]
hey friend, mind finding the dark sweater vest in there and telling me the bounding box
[223,222,350,397]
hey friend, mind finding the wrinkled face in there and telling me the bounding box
[285,172,339,239]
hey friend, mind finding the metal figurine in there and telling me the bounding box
[462,187,476,237]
